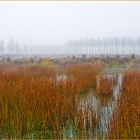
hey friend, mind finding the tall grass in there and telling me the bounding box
[108,71,140,139]
[0,63,102,138]
[96,75,116,97]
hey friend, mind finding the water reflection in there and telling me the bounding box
[63,74,123,138]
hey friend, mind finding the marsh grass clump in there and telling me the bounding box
[108,71,140,139]
[66,63,103,94]
[72,105,98,139]
[96,75,116,98]
[0,63,103,139]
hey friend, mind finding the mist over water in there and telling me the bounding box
[0,37,140,55]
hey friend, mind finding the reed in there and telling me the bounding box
[108,71,140,139]
[96,75,116,97]
[0,63,102,138]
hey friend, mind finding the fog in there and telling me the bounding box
[0,1,140,54]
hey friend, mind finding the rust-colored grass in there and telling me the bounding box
[0,63,102,139]
[96,75,116,98]
[108,71,140,139]
[66,63,103,94]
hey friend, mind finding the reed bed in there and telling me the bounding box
[66,63,103,94]
[108,71,140,139]
[96,75,116,98]
[0,63,102,138]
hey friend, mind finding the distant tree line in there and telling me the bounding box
[66,37,140,55]
[0,38,27,54]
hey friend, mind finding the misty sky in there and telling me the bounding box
[0,1,140,51]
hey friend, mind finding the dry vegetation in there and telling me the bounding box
[108,71,140,139]
[0,60,140,139]
[0,64,102,139]
[96,75,116,98]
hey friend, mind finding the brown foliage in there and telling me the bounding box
[96,75,116,97]
[0,63,102,138]
[108,71,140,139]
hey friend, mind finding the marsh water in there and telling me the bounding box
[63,74,123,138]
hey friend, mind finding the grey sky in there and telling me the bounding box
[0,1,140,48]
